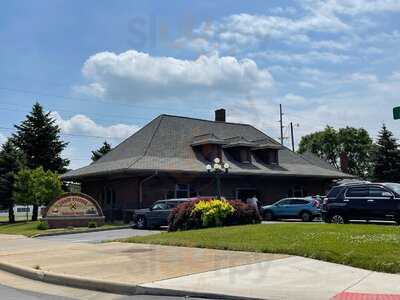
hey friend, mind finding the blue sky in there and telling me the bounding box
[1,0,400,169]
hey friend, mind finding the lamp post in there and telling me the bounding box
[206,158,230,199]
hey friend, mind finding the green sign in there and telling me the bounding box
[394,107,400,120]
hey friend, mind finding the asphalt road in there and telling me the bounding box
[0,283,73,300]
[0,284,210,300]
[36,228,161,243]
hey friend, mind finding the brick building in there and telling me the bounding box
[62,109,352,220]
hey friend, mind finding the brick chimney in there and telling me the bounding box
[215,109,226,122]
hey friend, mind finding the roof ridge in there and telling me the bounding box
[126,115,164,170]
[159,113,252,126]
[93,115,163,165]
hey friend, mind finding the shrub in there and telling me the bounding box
[168,200,202,232]
[87,221,97,228]
[37,220,49,230]
[227,200,262,226]
[192,199,235,227]
[168,199,261,231]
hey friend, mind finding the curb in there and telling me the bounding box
[0,261,265,300]
[31,225,132,238]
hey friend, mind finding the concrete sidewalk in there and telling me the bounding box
[0,234,399,300]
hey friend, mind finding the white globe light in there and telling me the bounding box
[206,164,212,170]
[214,163,221,170]
[214,157,221,164]
[224,163,230,169]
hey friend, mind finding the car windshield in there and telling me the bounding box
[382,183,400,195]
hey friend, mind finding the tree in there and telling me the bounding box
[298,126,373,178]
[12,102,69,220]
[13,167,63,216]
[298,126,340,168]
[91,141,112,162]
[0,140,24,223]
[338,127,374,178]
[371,124,400,182]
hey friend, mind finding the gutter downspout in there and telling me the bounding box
[139,171,158,208]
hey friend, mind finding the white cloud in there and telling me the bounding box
[177,1,400,57]
[249,51,349,64]
[229,69,400,148]
[74,50,275,103]
[298,81,315,89]
[305,0,400,16]
[282,93,308,106]
[51,112,139,140]
[310,40,352,50]
[183,12,348,53]
[269,6,297,15]
[348,72,378,83]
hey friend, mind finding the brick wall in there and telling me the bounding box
[80,173,332,221]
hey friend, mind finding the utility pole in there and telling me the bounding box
[279,104,284,145]
[290,122,295,152]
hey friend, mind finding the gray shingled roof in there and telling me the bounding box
[62,114,353,180]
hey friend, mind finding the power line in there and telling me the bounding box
[0,86,212,112]
[0,105,149,125]
[0,102,151,123]
[0,126,124,140]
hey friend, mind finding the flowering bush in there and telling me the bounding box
[192,199,235,227]
[168,198,261,231]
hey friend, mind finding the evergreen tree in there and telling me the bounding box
[91,141,112,162]
[0,140,24,223]
[372,124,400,182]
[12,102,69,220]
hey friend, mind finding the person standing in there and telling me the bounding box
[247,195,259,214]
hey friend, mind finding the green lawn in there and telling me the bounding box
[0,215,33,222]
[0,221,125,237]
[122,223,400,274]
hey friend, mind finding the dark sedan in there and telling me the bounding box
[133,198,190,229]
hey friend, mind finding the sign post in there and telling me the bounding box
[393,106,400,120]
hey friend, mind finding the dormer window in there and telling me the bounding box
[254,149,279,165]
[225,147,251,163]
[191,133,224,162]
[201,144,221,162]
[222,136,255,164]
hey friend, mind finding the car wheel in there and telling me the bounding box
[395,215,400,225]
[263,210,274,221]
[136,216,147,229]
[330,214,346,224]
[300,211,312,222]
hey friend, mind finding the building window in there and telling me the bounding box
[102,187,116,207]
[227,147,251,163]
[175,184,190,199]
[254,149,279,165]
[16,207,30,213]
[289,185,304,197]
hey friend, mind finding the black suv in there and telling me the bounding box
[322,182,400,224]
[133,198,189,229]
